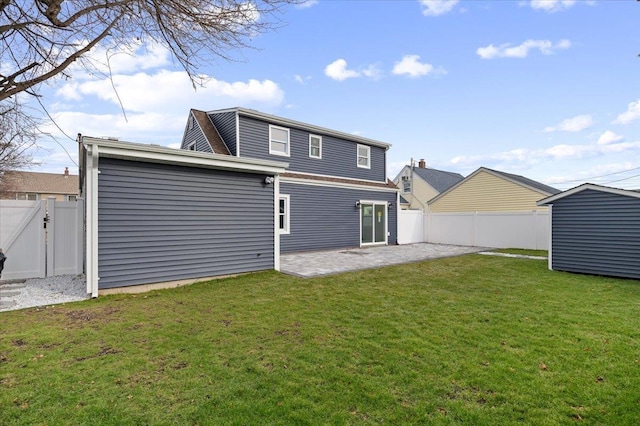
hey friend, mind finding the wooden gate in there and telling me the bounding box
[0,199,82,280]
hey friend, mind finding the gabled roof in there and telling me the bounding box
[412,167,464,193]
[190,109,231,155]
[428,166,559,205]
[208,107,392,150]
[537,183,640,206]
[0,170,79,195]
[484,167,560,195]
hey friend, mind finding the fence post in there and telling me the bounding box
[46,197,56,277]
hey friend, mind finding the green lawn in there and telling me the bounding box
[2,254,640,425]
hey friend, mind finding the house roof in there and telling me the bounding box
[209,107,392,150]
[412,167,464,193]
[0,170,79,195]
[428,166,559,205]
[190,109,231,155]
[537,183,640,206]
[282,172,398,192]
[484,167,560,195]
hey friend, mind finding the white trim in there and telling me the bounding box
[274,175,280,271]
[357,144,371,169]
[208,107,391,150]
[86,144,100,298]
[309,134,322,159]
[282,170,388,185]
[537,182,640,206]
[280,176,398,193]
[547,205,553,271]
[269,125,290,157]
[278,194,290,235]
[358,200,389,247]
[81,137,287,175]
[235,111,241,157]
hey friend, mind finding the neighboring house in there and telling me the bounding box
[392,159,463,210]
[428,167,559,212]
[425,167,560,249]
[0,168,78,201]
[538,183,640,280]
[181,107,398,254]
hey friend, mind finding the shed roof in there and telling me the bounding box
[537,183,640,206]
[412,167,464,193]
[0,170,79,195]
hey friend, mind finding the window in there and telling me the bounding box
[269,125,290,157]
[402,180,412,193]
[279,195,290,234]
[67,195,78,202]
[309,135,322,159]
[357,144,370,169]
[187,141,196,151]
[16,193,38,201]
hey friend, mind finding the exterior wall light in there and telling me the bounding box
[355,201,361,208]
[264,176,275,185]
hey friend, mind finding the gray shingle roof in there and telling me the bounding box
[484,167,560,195]
[412,167,464,193]
[0,170,78,195]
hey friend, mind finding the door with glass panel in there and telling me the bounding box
[360,202,387,245]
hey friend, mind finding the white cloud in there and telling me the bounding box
[528,0,577,13]
[294,74,312,84]
[56,70,284,114]
[477,39,571,59]
[324,59,380,81]
[449,140,640,170]
[420,0,459,16]
[613,99,640,124]
[295,0,318,9]
[597,131,623,145]
[392,55,438,78]
[544,114,594,132]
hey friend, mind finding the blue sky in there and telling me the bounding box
[35,0,640,190]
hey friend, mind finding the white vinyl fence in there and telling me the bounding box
[425,210,549,250]
[397,209,425,245]
[0,198,83,280]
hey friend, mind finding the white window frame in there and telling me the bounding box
[187,141,196,151]
[269,125,290,157]
[278,194,290,234]
[16,193,39,201]
[309,134,322,159]
[67,195,78,202]
[357,144,371,169]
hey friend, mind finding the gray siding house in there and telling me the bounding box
[181,107,398,254]
[80,136,287,296]
[538,183,640,280]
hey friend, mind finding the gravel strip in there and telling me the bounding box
[0,275,89,312]
[478,251,547,260]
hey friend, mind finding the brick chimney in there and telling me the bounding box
[64,167,69,177]
[418,159,426,168]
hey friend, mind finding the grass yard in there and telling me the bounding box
[2,254,640,425]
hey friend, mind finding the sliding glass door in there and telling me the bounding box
[360,202,387,245]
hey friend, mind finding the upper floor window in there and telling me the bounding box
[187,141,196,151]
[357,144,370,169]
[269,125,290,157]
[309,135,322,159]
[67,195,78,202]
[402,179,412,193]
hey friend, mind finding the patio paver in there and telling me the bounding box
[280,243,487,278]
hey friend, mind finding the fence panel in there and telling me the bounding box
[426,210,549,250]
[0,200,46,280]
[397,209,424,244]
